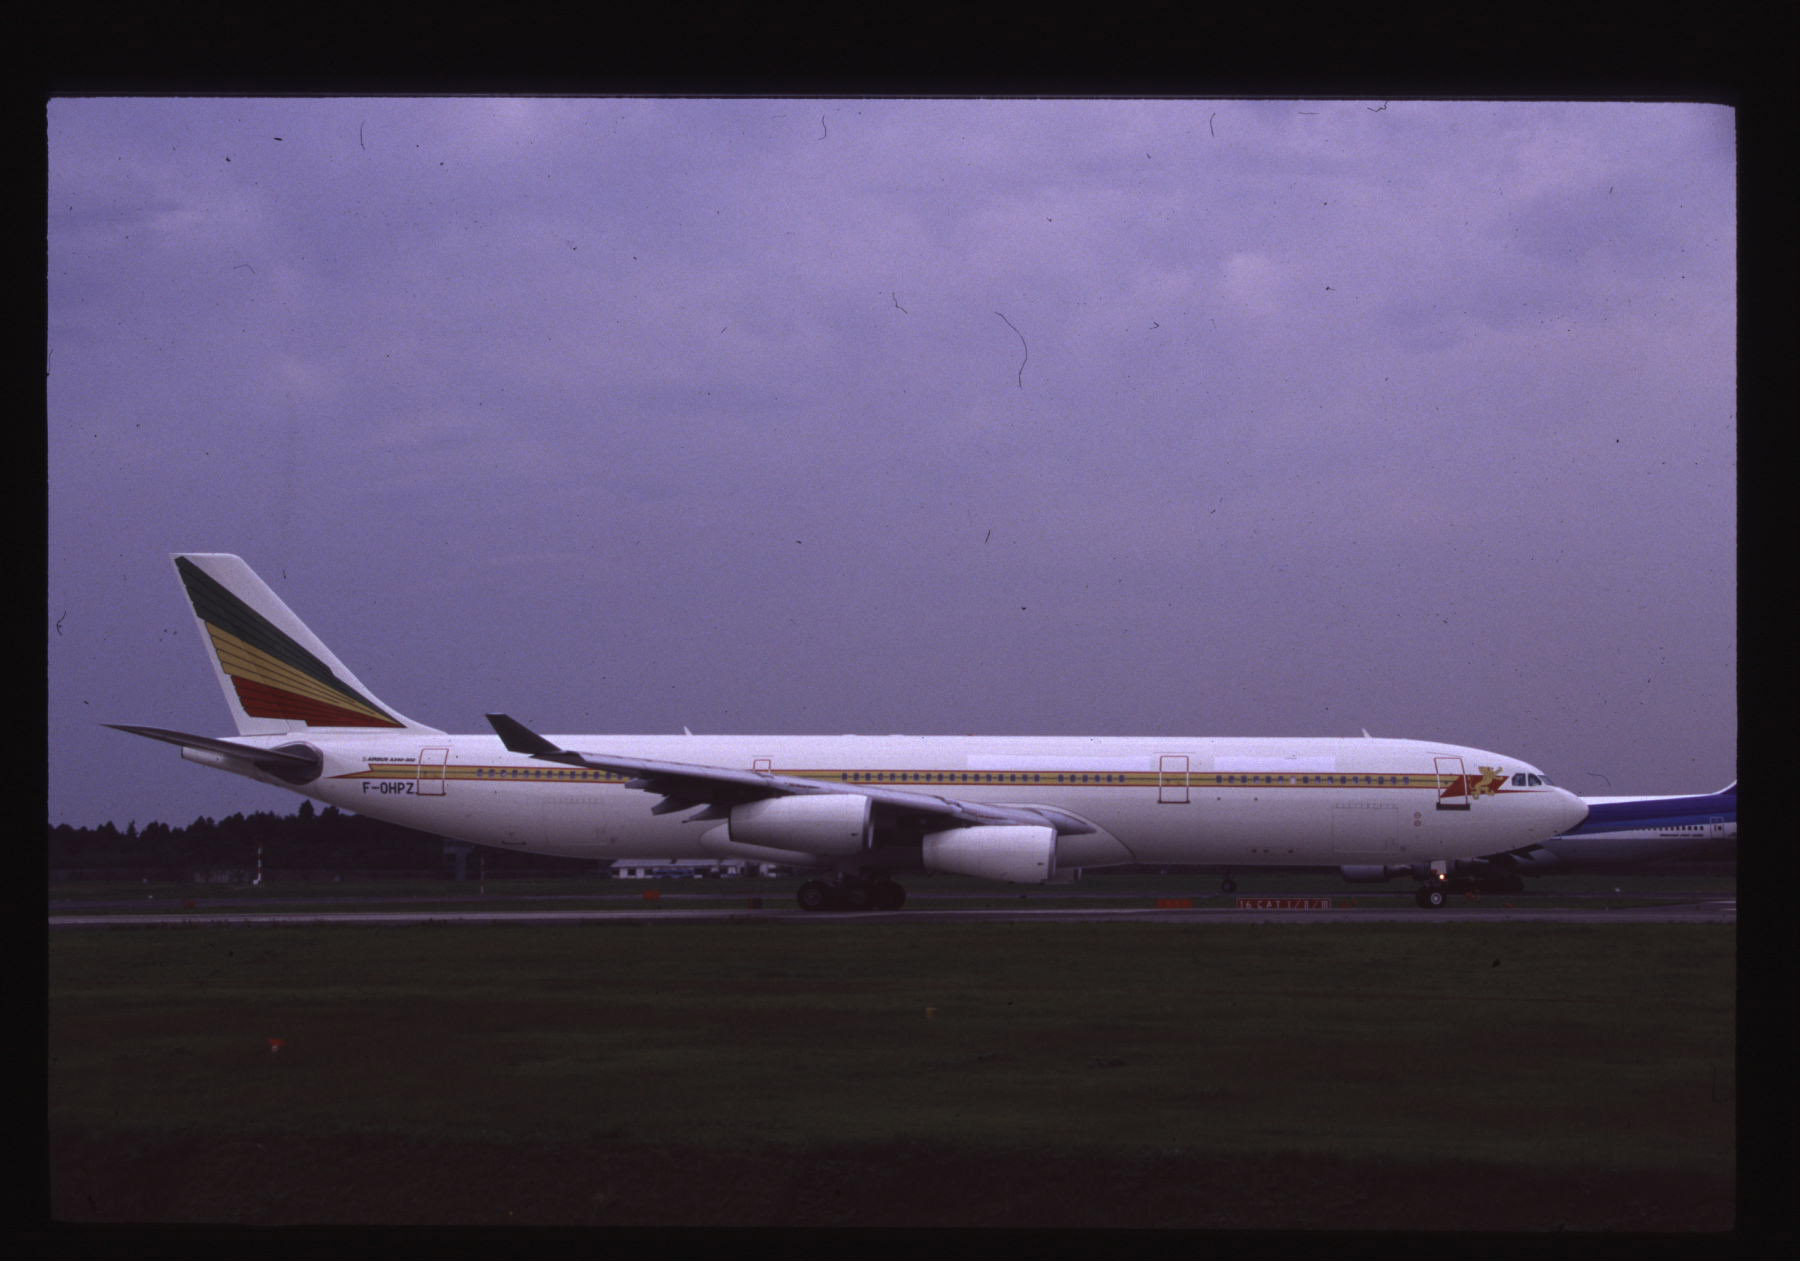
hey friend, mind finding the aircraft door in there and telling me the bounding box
[418,746,449,796]
[1432,756,1470,810]
[1158,755,1190,804]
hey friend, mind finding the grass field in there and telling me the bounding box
[47,912,1734,1229]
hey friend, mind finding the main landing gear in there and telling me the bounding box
[1411,867,1524,907]
[796,876,907,912]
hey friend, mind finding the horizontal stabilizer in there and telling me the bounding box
[105,723,323,782]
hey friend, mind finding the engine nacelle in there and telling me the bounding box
[697,825,820,868]
[729,794,872,856]
[1340,864,1411,883]
[922,824,1057,883]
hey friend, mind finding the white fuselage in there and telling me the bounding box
[189,732,1588,872]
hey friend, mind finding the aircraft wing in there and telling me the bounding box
[486,714,1095,834]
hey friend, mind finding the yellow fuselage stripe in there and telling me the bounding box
[339,765,1468,790]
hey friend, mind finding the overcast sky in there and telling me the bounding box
[47,97,1736,828]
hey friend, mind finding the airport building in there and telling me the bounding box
[607,858,784,879]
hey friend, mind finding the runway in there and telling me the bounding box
[48,897,1736,928]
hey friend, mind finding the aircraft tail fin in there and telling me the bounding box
[171,553,442,736]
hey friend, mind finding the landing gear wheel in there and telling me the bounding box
[843,882,874,912]
[1416,885,1448,909]
[872,880,907,910]
[797,880,832,912]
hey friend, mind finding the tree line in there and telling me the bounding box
[48,800,596,879]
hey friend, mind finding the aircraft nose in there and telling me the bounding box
[1550,787,1588,834]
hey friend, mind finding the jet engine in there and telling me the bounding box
[697,825,820,868]
[922,824,1057,883]
[728,794,872,856]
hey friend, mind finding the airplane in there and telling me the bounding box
[1522,782,1737,868]
[1342,780,1736,900]
[108,554,1590,912]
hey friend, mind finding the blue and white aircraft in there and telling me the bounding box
[1344,780,1735,901]
[1504,781,1736,872]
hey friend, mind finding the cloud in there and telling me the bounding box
[1219,251,1288,319]
[47,98,1737,824]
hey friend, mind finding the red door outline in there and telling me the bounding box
[1433,756,1470,810]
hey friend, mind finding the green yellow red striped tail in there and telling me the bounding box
[172,554,441,735]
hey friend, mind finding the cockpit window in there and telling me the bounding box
[1512,773,1528,786]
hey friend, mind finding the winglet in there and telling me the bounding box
[486,713,568,758]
